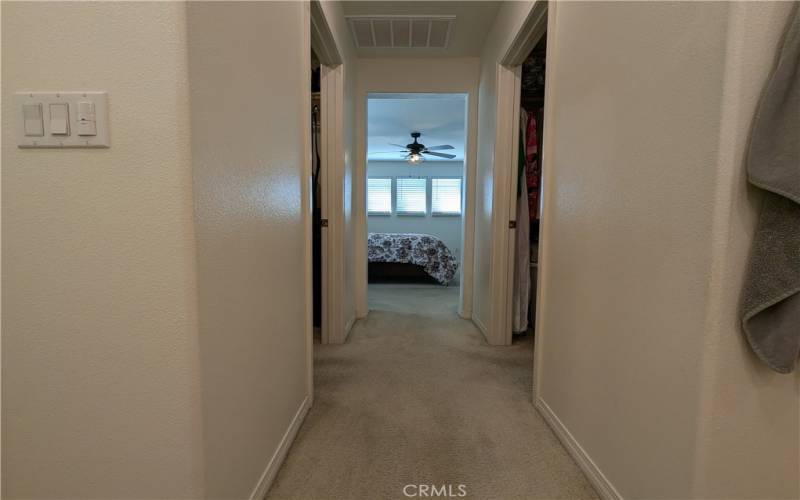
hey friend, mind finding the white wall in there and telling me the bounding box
[186,2,311,497]
[690,2,800,497]
[355,58,480,317]
[534,1,800,498]
[474,1,536,338]
[367,161,464,279]
[2,3,204,498]
[3,2,316,498]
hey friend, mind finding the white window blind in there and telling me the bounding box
[431,178,462,215]
[367,178,392,215]
[396,177,427,215]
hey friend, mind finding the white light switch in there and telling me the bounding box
[16,92,109,148]
[49,103,70,135]
[23,103,44,136]
[76,101,97,136]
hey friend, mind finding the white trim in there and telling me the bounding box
[356,91,477,321]
[501,1,549,67]
[301,0,314,408]
[532,0,558,406]
[312,1,351,345]
[485,64,521,346]
[248,396,312,500]
[503,66,523,346]
[320,64,348,344]
[310,1,342,66]
[458,94,476,320]
[535,397,622,500]
[471,314,489,338]
[344,315,355,338]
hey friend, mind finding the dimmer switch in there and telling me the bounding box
[76,101,97,136]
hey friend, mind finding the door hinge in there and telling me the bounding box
[320,219,329,227]
[509,220,516,229]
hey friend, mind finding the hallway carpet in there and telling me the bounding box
[267,284,597,499]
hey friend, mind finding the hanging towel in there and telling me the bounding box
[741,5,800,374]
[513,111,531,333]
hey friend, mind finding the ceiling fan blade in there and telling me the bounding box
[389,143,408,149]
[370,151,409,154]
[425,145,455,151]
[422,151,456,159]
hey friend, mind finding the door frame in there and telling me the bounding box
[355,91,477,320]
[310,0,347,352]
[483,1,550,347]
[492,0,551,384]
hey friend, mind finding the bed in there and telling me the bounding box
[367,232,459,286]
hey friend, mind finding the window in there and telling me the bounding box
[431,178,462,216]
[367,178,392,215]
[396,177,427,215]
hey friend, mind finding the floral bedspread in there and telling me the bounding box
[367,232,458,285]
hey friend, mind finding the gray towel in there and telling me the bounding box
[741,5,800,374]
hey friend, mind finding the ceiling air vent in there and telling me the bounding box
[346,16,455,49]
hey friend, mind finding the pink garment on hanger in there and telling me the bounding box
[525,115,541,220]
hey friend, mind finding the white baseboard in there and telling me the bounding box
[344,315,355,340]
[249,395,311,500]
[535,397,622,500]
[472,314,488,338]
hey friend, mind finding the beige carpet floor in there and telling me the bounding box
[267,284,597,500]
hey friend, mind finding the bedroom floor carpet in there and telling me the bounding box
[267,284,597,500]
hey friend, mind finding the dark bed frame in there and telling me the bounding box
[367,262,439,284]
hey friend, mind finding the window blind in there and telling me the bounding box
[431,178,462,215]
[396,177,427,215]
[367,178,392,215]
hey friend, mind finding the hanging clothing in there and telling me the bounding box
[512,110,531,333]
[525,114,541,220]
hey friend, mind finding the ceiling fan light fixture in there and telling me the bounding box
[408,153,424,165]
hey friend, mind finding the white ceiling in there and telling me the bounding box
[368,94,467,162]
[341,1,501,58]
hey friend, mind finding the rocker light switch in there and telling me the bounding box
[23,103,44,136]
[49,103,70,135]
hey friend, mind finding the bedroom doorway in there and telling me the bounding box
[364,93,469,316]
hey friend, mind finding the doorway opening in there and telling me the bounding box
[509,31,547,347]
[311,48,322,342]
[365,93,468,315]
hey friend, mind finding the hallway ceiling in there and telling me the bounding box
[368,94,466,162]
[342,1,501,58]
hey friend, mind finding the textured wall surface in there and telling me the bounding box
[536,1,799,498]
[1,3,204,498]
[691,2,800,498]
[186,2,310,498]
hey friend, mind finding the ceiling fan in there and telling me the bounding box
[374,132,456,164]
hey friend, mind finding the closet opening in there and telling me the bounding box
[511,32,546,344]
[365,93,468,317]
[311,48,322,342]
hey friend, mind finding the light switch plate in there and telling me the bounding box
[15,92,109,148]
